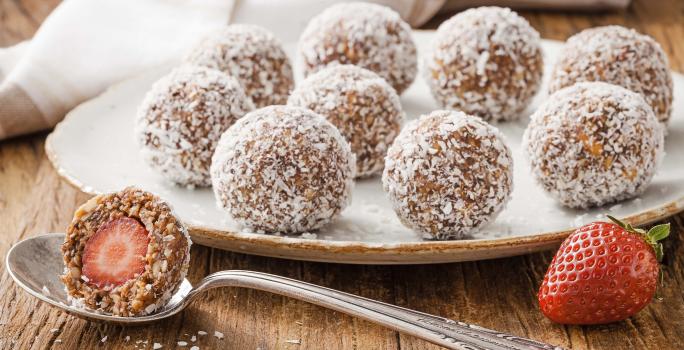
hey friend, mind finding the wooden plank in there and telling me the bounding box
[0,0,683,349]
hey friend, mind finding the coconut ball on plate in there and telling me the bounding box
[423,7,543,122]
[61,187,191,316]
[382,110,514,240]
[211,105,355,234]
[523,82,664,209]
[288,64,404,178]
[549,25,673,124]
[298,2,417,94]
[135,65,254,188]
[185,24,294,108]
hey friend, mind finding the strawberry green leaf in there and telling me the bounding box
[647,224,670,242]
[607,215,627,228]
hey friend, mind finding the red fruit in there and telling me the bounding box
[538,216,669,325]
[82,217,150,288]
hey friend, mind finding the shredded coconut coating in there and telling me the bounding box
[288,65,404,177]
[298,2,417,94]
[185,24,294,108]
[211,105,356,234]
[135,65,254,188]
[523,82,664,209]
[424,7,543,122]
[549,25,673,124]
[61,187,192,317]
[382,110,513,240]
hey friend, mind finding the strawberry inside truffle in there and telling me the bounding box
[82,217,150,288]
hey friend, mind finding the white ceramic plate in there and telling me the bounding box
[46,31,684,264]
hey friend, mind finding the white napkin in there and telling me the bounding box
[0,0,235,140]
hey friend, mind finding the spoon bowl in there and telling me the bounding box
[6,233,193,324]
[7,234,561,349]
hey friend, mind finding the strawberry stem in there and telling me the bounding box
[606,215,670,262]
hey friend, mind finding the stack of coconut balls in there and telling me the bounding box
[135,3,672,241]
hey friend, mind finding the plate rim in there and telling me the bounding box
[44,36,684,264]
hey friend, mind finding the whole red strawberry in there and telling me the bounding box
[538,216,669,325]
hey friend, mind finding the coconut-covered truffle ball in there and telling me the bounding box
[549,25,673,124]
[288,65,404,177]
[211,105,355,234]
[382,110,513,240]
[136,65,254,188]
[424,7,543,122]
[523,82,664,209]
[185,24,294,108]
[62,187,191,316]
[299,2,417,94]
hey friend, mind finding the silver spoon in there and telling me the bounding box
[7,233,562,350]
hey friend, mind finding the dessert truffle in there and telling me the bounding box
[523,82,664,208]
[61,187,191,317]
[423,7,543,122]
[288,65,404,177]
[211,105,355,234]
[135,65,254,188]
[185,24,294,108]
[549,25,673,124]
[298,2,417,94]
[382,110,513,240]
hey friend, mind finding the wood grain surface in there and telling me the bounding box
[1,0,683,349]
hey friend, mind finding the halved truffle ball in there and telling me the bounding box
[211,105,355,234]
[185,24,294,108]
[135,65,254,188]
[382,110,513,240]
[61,187,191,316]
[424,7,543,122]
[288,65,404,177]
[523,82,664,208]
[299,2,417,94]
[549,25,673,124]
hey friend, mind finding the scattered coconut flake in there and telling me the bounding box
[50,328,59,333]
[153,343,163,349]
[214,331,224,339]
[286,339,302,344]
[197,331,207,336]
[178,341,188,347]
[101,336,107,343]
[299,232,318,240]
[191,335,196,342]
[190,346,199,350]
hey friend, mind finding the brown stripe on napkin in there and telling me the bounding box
[0,83,49,140]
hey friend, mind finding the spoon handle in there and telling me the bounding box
[190,270,561,350]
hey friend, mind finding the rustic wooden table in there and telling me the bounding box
[1,0,684,349]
